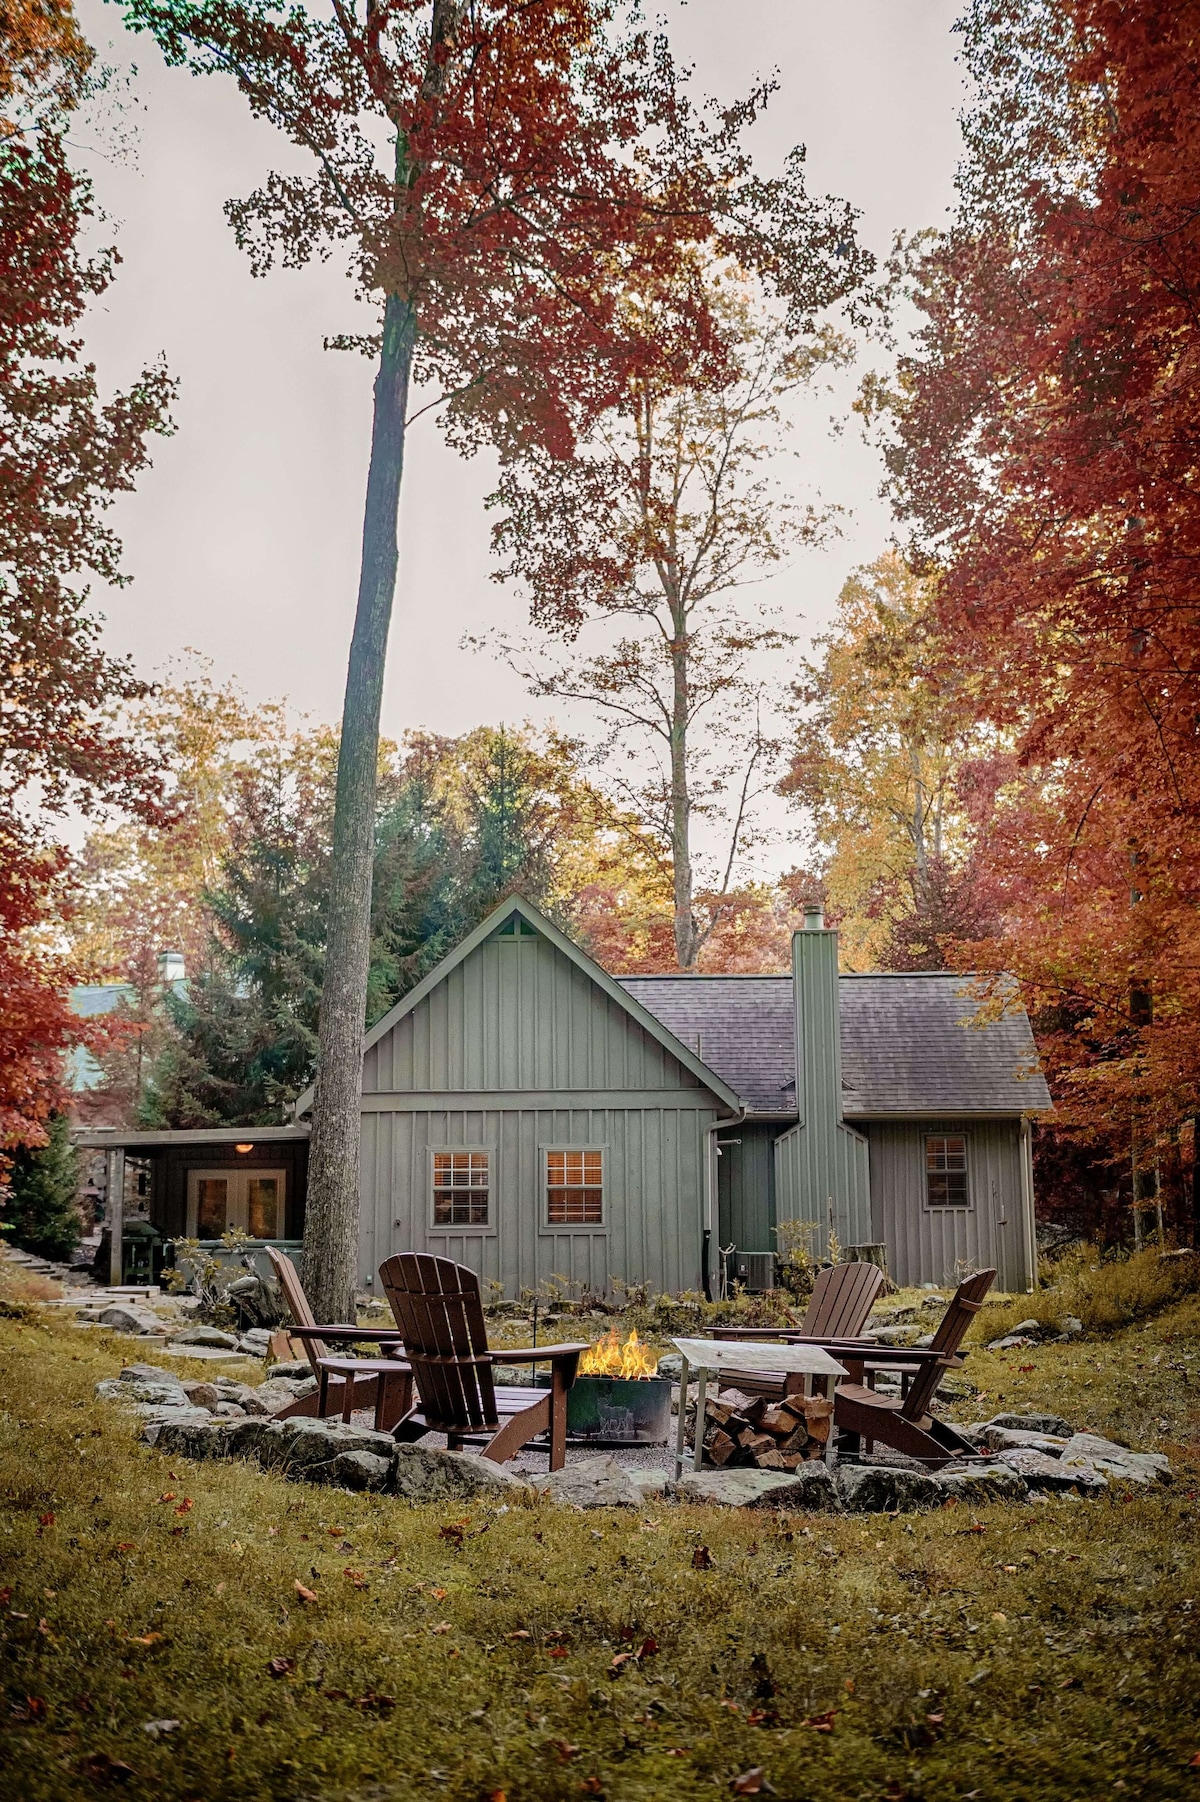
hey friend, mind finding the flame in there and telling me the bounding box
[578,1327,659,1379]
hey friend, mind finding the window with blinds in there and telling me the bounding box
[432,1150,490,1226]
[925,1134,969,1208]
[546,1149,603,1225]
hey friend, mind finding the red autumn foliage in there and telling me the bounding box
[881,0,1200,1231]
[0,2,174,1149]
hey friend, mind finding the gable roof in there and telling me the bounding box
[622,971,1051,1118]
[294,895,742,1115]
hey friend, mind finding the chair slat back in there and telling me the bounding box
[265,1246,327,1368]
[802,1262,886,1338]
[378,1253,498,1432]
[900,1267,996,1421]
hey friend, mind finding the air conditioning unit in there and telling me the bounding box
[734,1251,778,1293]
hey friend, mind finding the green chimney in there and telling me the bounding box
[773,908,872,1250]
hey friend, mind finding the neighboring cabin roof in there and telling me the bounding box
[621,971,1051,1119]
[618,976,796,1116]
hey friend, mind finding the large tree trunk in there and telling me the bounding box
[669,620,697,969]
[302,292,416,1324]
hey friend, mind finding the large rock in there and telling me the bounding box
[1060,1433,1171,1486]
[119,1363,181,1385]
[540,1456,644,1508]
[836,1465,944,1513]
[96,1376,190,1409]
[180,1381,223,1410]
[276,1418,396,1473]
[254,1377,316,1414]
[267,1360,312,1381]
[995,1447,1107,1495]
[985,1410,1075,1438]
[236,1330,273,1357]
[223,1416,288,1463]
[985,1334,1037,1352]
[307,1450,392,1492]
[978,1425,1071,1455]
[99,1303,164,1335]
[389,1444,533,1502]
[933,1465,1029,1505]
[139,1407,223,1447]
[151,1416,234,1458]
[170,1326,240,1350]
[671,1465,841,1510]
[864,1325,923,1347]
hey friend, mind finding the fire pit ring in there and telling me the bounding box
[537,1372,673,1445]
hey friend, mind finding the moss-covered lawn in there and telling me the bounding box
[2,1301,1199,1802]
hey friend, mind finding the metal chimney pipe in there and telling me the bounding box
[803,903,825,931]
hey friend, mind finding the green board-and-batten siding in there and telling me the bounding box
[716,1122,778,1255]
[867,1116,1036,1293]
[356,923,725,1299]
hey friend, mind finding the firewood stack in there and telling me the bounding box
[691,1387,833,1470]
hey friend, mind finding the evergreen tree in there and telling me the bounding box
[2,1114,81,1259]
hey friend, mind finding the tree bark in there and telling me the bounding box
[669,618,697,969]
[302,292,416,1324]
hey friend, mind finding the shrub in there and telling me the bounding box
[0,1114,81,1260]
[969,1244,1200,1341]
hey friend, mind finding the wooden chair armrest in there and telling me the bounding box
[496,1342,590,1363]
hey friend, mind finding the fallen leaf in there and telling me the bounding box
[608,1652,637,1675]
[174,1500,193,1516]
[0,1588,10,1607]
[125,1632,163,1647]
[485,1791,507,1802]
[322,1688,349,1702]
[157,1494,176,1505]
[430,1586,448,1601]
[692,1545,714,1570]
[215,1582,226,1596]
[638,1636,659,1658]
[803,1710,837,1733]
[1189,1752,1200,1768]
[343,1569,367,1589]
[76,1752,135,1784]
[10,1696,47,1723]
[354,1692,395,1714]
[114,1544,136,1554]
[580,1779,605,1795]
[267,1658,295,1678]
[505,1630,532,1641]
[730,1770,776,1796]
[551,1740,580,1762]
[432,1621,452,1634]
[326,1526,346,1538]
[547,1646,570,1659]
[293,1581,318,1605]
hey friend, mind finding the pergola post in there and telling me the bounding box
[106,1147,125,1287]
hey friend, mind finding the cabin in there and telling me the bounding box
[294,895,1051,1298]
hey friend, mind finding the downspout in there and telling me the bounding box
[703,1107,744,1300]
[1019,1117,1037,1293]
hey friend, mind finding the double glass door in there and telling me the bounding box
[186,1168,285,1240]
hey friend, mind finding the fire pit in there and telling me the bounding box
[538,1328,672,1445]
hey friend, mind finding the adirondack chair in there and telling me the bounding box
[265,1246,413,1429]
[378,1253,588,1470]
[833,1267,996,1466]
[708,1261,888,1398]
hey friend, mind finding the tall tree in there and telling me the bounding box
[120,0,869,1317]
[871,0,1200,1236]
[490,271,855,968]
[0,0,173,1153]
[781,551,998,969]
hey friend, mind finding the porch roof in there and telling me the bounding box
[72,1125,310,1150]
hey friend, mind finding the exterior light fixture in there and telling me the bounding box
[235,1143,254,1154]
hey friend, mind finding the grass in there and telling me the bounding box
[2,1301,1200,1801]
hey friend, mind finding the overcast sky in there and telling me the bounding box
[72,0,965,871]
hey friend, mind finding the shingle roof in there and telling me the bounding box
[838,974,1051,1116]
[618,976,796,1115]
[617,972,1051,1118]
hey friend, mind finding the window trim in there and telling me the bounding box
[923,1132,972,1212]
[428,1145,495,1235]
[540,1145,607,1232]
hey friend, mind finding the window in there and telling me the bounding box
[546,1150,603,1225]
[186,1169,285,1238]
[925,1135,969,1208]
[433,1151,490,1226]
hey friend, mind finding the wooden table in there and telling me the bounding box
[670,1337,848,1480]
